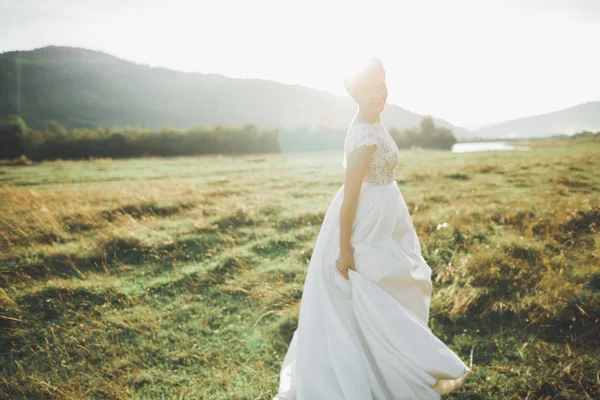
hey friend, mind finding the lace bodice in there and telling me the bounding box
[342,122,399,184]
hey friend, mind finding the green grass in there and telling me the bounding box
[1,140,599,399]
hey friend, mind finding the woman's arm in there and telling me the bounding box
[339,144,376,254]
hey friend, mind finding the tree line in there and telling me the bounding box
[0,115,457,161]
[570,130,600,141]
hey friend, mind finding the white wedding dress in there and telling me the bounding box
[273,121,472,400]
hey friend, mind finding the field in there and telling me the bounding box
[1,140,599,399]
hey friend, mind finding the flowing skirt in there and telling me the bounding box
[274,181,471,400]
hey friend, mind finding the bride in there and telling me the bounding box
[273,57,472,399]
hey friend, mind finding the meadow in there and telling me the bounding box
[1,140,599,399]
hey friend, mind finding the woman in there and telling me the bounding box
[274,58,472,399]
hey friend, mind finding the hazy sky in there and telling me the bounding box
[1,0,599,126]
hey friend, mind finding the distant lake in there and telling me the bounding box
[452,141,531,153]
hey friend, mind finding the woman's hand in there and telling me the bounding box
[335,249,356,280]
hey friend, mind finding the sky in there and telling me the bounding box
[1,0,599,127]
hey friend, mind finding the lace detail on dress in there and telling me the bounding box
[342,123,399,185]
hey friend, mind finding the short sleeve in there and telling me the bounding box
[342,124,378,168]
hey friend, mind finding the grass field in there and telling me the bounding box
[1,140,599,399]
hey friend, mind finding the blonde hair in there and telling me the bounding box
[343,57,385,102]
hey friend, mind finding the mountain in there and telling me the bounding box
[473,102,600,139]
[0,46,468,136]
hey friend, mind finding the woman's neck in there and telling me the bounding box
[356,106,381,123]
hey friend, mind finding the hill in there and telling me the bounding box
[0,45,469,136]
[473,101,600,139]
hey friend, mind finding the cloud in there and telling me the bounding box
[510,0,600,23]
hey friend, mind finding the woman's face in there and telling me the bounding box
[357,68,387,113]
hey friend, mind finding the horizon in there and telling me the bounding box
[3,43,598,131]
[2,0,600,127]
